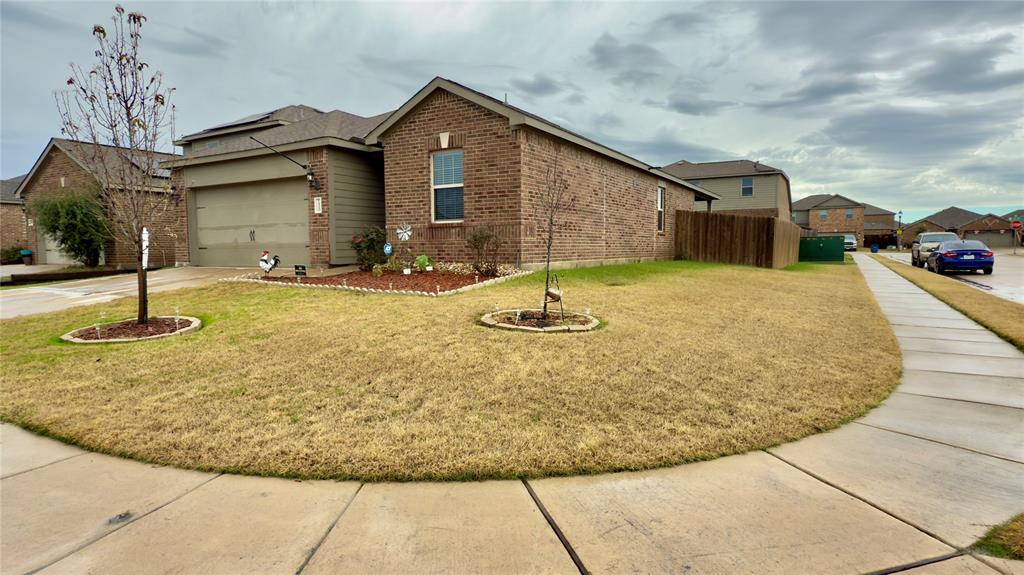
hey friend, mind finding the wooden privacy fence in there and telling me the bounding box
[675,210,801,269]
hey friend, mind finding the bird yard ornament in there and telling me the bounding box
[396,224,412,242]
[259,250,280,274]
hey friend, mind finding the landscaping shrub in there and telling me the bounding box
[467,226,502,276]
[29,190,111,267]
[349,226,387,271]
[1,245,25,264]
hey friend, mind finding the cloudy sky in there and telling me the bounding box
[2,1,1022,220]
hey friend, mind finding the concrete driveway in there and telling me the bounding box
[881,249,1024,303]
[0,266,249,320]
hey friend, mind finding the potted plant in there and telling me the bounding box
[415,255,433,272]
[20,249,33,265]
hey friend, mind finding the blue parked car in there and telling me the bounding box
[925,240,994,275]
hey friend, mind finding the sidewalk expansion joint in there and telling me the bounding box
[26,472,224,575]
[0,452,87,481]
[852,422,1024,465]
[294,482,364,575]
[521,479,590,575]
[894,390,1024,411]
[764,450,960,552]
[859,551,964,575]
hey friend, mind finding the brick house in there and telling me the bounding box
[1,175,27,256]
[659,159,791,220]
[363,77,718,268]
[902,206,981,244]
[862,203,897,248]
[791,194,866,245]
[164,77,719,269]
[14,138,179,266]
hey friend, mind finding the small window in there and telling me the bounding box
[819,209,828,221]
[431,150,464,222]
[741,177,753,197]
[845,208,854,220]
[657,186,666,232]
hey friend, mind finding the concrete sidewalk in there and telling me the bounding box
[1,253,1021,574]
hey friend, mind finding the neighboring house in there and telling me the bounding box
[960,213,1015,248]
[167,77,720,268]
[15,138,179,266]
[791,194,866,245]
[1,174,27,254]
[902,206,982,244]
[660,159,791,220]
[363,77,718,267]
[862,203,897,248]
[165,105,391,267]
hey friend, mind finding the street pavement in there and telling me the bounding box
[1,253,1021,574]
[0,266,249,319]
[881,249,1024,304]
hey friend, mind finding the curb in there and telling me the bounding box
[219,270,534,297]
[480,309,600,333]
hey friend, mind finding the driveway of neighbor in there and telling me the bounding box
[0,266,249,319]
[881,249,1024,304]
[1,253,1021,574]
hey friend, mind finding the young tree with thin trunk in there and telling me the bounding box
[538,148,574,318]
[55,5,175,325]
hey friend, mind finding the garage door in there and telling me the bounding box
[40,232,77,265]
[965,231,1014,248]
[193,179,309,267]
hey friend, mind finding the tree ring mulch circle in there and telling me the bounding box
[480,309,600,333]
[60,316,202,344]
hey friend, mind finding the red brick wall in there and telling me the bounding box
[808,206,865,244]
[1,203,27,252]
[903,220,945,244]
[519,127,691,265]
[961,215,1012,232]
[306,147,331,266]
[378,88,695,267]
[170,167,189,264]
[379,89,522,263]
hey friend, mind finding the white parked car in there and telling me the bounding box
[843,234,858,251]
[911,232,960,267]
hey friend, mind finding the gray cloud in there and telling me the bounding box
[912,35,1024,95]
[819,102,1019,160]
[509,72,570,97]
[0,2,76,32]
[600,129,737,166]
[648,11,710,38]
[755,77,872,110]
[148,27,231,59]
[646,95,736,116]
[587,33,671,86]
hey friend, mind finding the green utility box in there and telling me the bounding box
[799,235,845,262]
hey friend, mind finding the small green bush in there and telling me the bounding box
[415,254,432,271]
[1,245,25,264]
[29,190,111,267]
[467,227,502,276]
[349,226,387,271]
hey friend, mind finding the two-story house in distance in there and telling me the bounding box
[660,159,792,220]
[791,194,866,245]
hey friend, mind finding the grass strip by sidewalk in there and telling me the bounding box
[871,255,1024,352]
[973,513,1024,560]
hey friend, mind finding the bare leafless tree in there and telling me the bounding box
[538,148,574,318]
[55,5,174,325]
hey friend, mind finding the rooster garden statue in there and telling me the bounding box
[259,250,280,274]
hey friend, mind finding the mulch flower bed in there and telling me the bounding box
[493,310,594,328]
[261,270,489,293]
[71,317,188,341]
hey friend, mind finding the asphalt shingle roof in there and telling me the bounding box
[184,108,393,158]
[862,203,894,216]
[918,206,983,230]
[1,174,26,203]
[791,194,833,211]
[660,159,784,180]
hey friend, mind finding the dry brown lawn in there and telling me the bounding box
[0,260,900,481]
[975,513,1024,560]
[871,255,1024,351]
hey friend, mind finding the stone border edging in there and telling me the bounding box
[60,316,202,344]
[219,270,534,297]
[480,309,600,333]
